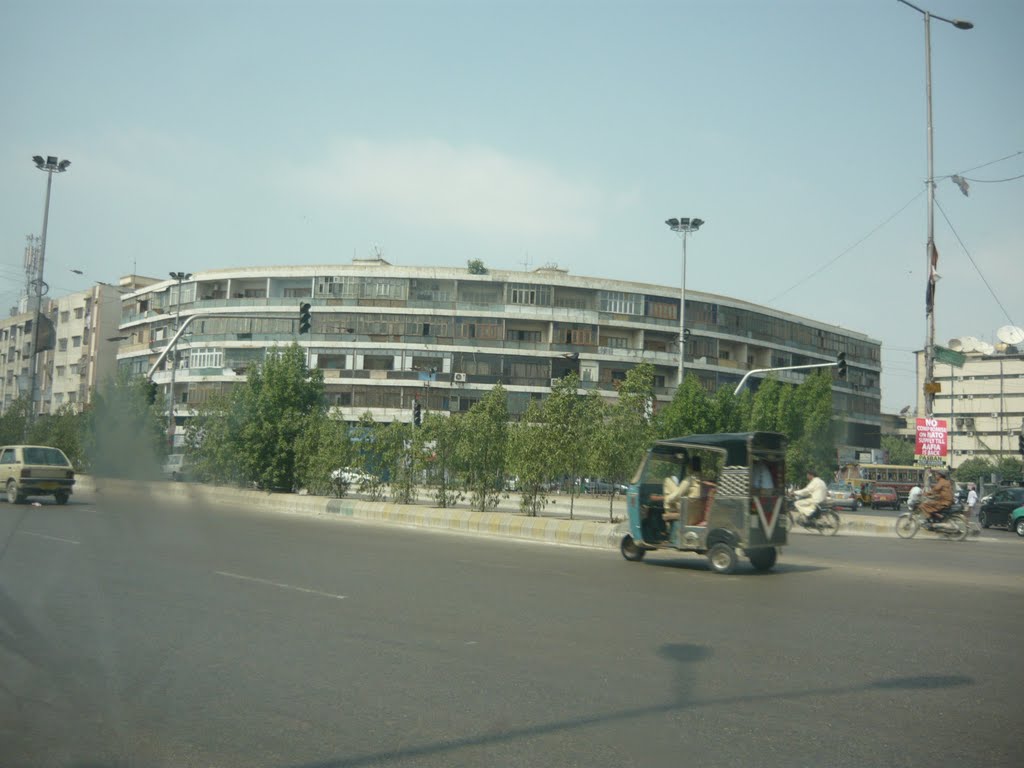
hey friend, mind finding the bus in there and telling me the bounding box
[840,464,926,504]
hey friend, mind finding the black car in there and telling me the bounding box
[978,487,1024,530]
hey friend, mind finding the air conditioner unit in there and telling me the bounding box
[453,372,467,383]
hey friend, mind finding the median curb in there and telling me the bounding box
[84,476,626,550]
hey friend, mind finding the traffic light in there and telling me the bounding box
[298,302,312,334]
[836,352,848,380]
[413,401,422,427]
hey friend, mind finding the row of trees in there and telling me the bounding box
[26,343,1010,512]
[175,344,840,518]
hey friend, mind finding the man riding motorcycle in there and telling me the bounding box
[919,469,953,524]
[792,469,828,524]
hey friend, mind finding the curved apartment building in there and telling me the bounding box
[116,258,882,451]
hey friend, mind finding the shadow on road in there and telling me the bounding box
[283,642,972,768]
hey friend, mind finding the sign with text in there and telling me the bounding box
[915,417,948,459]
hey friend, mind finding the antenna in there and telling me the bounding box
[520,252,532,272]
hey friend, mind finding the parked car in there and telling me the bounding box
[1009,506,1024,537]
[869,486,900,510]
[0,444,76,504]
[578,478,627,495]
[977,487,1024,530]
[161,453,193,482]
[331,467,376,488]
[825,482,859,512]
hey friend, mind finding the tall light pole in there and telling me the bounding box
[897,0,972,420]
[168,271,192,448]
[665,217,705,388]
[28,155,70,420]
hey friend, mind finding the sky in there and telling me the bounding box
[1,0,1021,414]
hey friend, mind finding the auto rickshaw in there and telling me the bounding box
[619,431,788,574]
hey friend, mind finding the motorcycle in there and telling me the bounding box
[786,496,840,536]
[894,505,969,541]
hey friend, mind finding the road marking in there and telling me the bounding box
[214,570,347,601]
[18,531,80,545]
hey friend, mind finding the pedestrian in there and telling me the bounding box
[966,483,979,520]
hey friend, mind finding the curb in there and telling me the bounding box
[85,477,626,551]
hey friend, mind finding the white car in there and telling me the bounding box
[331,467,375,486]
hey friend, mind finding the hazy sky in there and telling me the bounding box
[2,0,1021,413]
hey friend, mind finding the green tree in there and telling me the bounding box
[467,259,488,275]
[0,398,31,446]
[460,383,508,512]
[186,344,324,490]
[83,370,168,479]
[591,364,654,520]
[294,412,351,496]
[654,373,713,439]
[749,378,784,432]
[507,399,551,516]
[881,435,915,465]
[353,412,389,501]
[785,371,834,482]
[28,403,85,469]
[543,373,600,518]
[380,419,422,505]
[951,457,993,487]
[422,411,465,508]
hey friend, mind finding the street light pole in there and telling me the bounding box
[168,271,192,449]
[897,0,973,419]
[27,156,70,423]
[665,217,705,388]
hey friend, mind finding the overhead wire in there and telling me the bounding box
[765,189,924,304]
[933,196,1015,326]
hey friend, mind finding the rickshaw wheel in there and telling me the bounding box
[748,547,777,571]
[620,535,646,562]
[707,543,737,574]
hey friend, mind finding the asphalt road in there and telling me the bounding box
[1,489,1021,768]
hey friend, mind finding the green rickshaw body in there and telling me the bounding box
[623,432,788,572]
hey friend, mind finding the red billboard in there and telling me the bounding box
[915,418,948,460]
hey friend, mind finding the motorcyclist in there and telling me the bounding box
[792,469,828,524]
[919,469,953,523]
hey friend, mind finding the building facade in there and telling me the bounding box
[917,346,1024,466]
[0,277,155,416]
[116,259,883,451]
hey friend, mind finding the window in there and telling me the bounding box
[59,339,68,352]
[70,364,79,375]
[506,329,542,343]
[54,393,64,405]
[647,300,678,321]
[189,348,224,369]
[603,336,629,349]
[74,307,84,319]
[283,287,312,298]
[598,291,641,315]
[507,283,552,307]
[72,336,82,348]
[56,366,65,377]
[60,311,70,323]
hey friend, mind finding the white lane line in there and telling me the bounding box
[18,531,80,545]
[214,570,347,601]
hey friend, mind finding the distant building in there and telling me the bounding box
[0,276,160,416]
[916,342,1024,466]
[116,259,883,452]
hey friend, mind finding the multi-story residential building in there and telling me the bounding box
[0,275,159,416]
[917,342,1024,466]
[117,258,883,453]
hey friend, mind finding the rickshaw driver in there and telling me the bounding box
[792,469,828,524]
[661,455,704,524]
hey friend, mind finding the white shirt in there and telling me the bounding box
[795,476,828,505]
[966,489,978,508]
[908,486,923,505]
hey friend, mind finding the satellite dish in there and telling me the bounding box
[996,325,1024,345]
[959,336,980,353]
[976,341,995,355]
[948,338,963,351]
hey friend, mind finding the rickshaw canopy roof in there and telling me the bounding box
[651,432,787,466]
